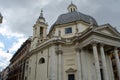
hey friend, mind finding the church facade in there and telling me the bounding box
[24,3,120,80]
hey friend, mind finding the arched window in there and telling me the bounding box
[71,8,72,12]
[39,57,45,64]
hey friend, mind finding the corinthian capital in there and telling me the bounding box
[75,42,80,51]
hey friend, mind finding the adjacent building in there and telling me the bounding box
[7,38,31,80]
[0,67,9,80]
[24,3,120,80]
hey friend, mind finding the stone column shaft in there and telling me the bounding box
[76,49,82,80]
[92,43,101,80]
[109,56,115,80]
[58,52,62,80]
[114,48,120,79]
[100,44,109,80]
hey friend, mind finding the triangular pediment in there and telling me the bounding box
[94,24,120,37]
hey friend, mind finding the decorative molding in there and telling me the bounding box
[75,42,80,51]
[66,68,77,73]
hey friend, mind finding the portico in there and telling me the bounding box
[78,26,120,80]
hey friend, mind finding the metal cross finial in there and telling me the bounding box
[40,9,43,17]
[71,1,73,4]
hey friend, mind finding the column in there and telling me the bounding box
[92,43,101,80]
[109,56,114,80]
[76,48,82,80]
[56,44,63,80]
[58,51,62,80]
[100,44,109,80]
[114,47,120,79]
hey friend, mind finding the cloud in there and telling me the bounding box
[0,47,13,71]
[0,42,4,49]
[9,36,27,53]
[0,0,119,36]
[0,32,27,71]
[0,35,27,71]
[0,17,27,71]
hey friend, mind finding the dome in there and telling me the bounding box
[55,11,98,26]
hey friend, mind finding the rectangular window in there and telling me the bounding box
[68,74,75,80]
[65,27,72,34]
[100,69,104,80]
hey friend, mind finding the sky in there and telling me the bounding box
[0,0,120,71]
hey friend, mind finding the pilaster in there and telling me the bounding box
[55,44,63,80]
[75,42,82,80]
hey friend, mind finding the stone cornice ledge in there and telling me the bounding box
[28,37,65,57]
[93,31,120,40]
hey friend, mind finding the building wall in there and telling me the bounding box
[62,45,77,80]
[80,49,96,80]
[62,45,97,80]
[27,45,58,80]
[36,48,48,80]
[27,54,36,80]
[54,22,89,38]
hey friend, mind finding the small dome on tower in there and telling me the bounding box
[38,9,45,23]
[67,2,77,12]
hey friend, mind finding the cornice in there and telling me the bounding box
[93,31,120,41]
[28,37,65,57]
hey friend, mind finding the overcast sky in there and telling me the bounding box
[0,0,120,71]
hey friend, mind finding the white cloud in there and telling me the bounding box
[0,49,12,61]
[0,48,13,71]
[0,34,27,70]
[0,42,4,49]
[0,17,27,71]
[0,19,25,38]
[9,36,27,53]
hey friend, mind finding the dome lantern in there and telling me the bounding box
[38,9,45,23]
[67,2,77,12]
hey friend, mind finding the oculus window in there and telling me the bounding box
[65,27,72,34]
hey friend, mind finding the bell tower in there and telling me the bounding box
[33,9,48,41]
[31,9,48,50]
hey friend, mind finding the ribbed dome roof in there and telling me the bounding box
[55,11,98,25]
